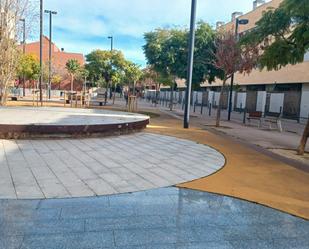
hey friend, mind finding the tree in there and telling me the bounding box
[144,28,186,110]
[51,74,62,90]
[213,32,258,127]
[76,67,89,93]
[241,0,309,154]
[65,59,80,92]
[0,0,35,105]
[143,22,220,110]
[142,66,160,106]
[123,62,142,95]
[85,50,127,104]
[17,53,40,85]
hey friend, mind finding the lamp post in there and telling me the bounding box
[184,0,197,129]
[39,0,43,105]
[227,18,249,121]
[20,18,26,97]
[44,10,57,100]
[107,36,113,99]
[108,36,113,51]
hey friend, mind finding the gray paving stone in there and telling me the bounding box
[0,133,225,199]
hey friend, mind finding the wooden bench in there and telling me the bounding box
[247,111,263,128]
[264,114,283,132]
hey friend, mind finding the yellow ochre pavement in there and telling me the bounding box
[147,112,309,220]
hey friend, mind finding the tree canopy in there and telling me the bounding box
[65,59,81,76]
[143,22,222,89]
[241,0,309,70]
[17,53,40,81]
[85,50,127,87]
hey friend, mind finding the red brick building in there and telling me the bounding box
[22,36,85,91]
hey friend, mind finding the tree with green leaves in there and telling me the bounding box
[65,59,81,92]
[17,54,40,87]
[123,62,142,96]
[85,50,127,104]
[76,67,89,93]
[143,22,221,110]
[143,28,186,110]
[241,0,309,155]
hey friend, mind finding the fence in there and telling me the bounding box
[144,89,308,123]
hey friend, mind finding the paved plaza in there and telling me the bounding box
[0,107,148,126]
[1,187,308,249]
[0,133,225,199]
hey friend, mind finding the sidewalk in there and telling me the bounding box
[136,99,309,166]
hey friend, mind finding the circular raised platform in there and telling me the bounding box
[0,107,149,138]
[0,133,225,199]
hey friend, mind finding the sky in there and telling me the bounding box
[39,0,264,67]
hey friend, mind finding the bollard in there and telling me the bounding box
[209,103,212,116]
[201,101,204,115]
[243,108,247,124]
[193,102,196,113]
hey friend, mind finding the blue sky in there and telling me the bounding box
[40,0,267,67]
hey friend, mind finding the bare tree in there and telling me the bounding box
[212,32,259,127]
[0,0,35,105]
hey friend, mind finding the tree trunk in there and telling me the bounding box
[70,74,74,92]
[155,83,158,107]
[105,82,109,105]
[170,85,174,111]
[216,80,226,127]
[113,83,117,105]
[297,119,309,155]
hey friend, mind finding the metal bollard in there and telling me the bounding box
[209,103,212,116]
[201,101,204,115]
[193,102,196,113]
[243,108,247,124]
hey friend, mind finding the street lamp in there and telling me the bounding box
[184,0,197,129]
[44,10,57,100]
[107,36,114,100]
[39,0,43,105]
[227,18,249,121]
[108,36,113,51]
[19,18,26,97]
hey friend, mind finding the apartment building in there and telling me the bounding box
[204,0,309,120]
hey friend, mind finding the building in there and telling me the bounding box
[22,36,84,91]
[204,0,309,120]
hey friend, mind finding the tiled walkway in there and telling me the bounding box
[1,187,308,249]
[0,133,225,199]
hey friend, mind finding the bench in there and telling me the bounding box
[247,111,263,128]
[264,114,283,132]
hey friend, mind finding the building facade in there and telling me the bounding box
[22,36,84,91]
[204,0,309,120]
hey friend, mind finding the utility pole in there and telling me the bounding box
[39,0,43,105]
[184,0,197,129]
[20,18,26,97]
[44,10,57,100]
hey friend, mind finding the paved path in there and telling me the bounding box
[0,133,225,199]
[1,187,308,249]
[144,111,309,220]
